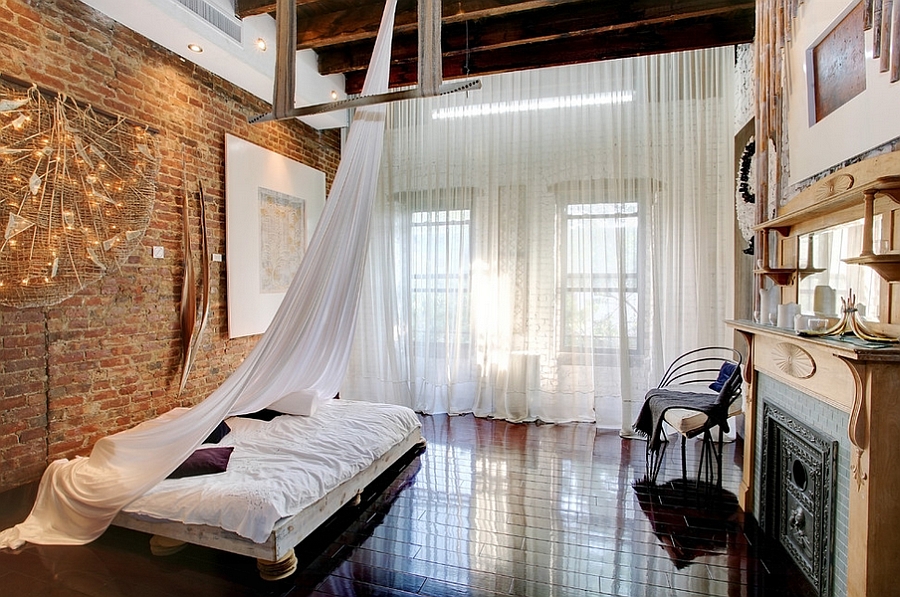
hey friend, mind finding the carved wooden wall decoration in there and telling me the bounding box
[867,0,900,82]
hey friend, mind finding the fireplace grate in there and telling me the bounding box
[760,402,838,597]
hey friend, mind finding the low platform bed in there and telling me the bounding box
[110,400,424,579]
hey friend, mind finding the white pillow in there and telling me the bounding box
[267,390,320,416]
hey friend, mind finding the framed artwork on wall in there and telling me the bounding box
[224,133,325,338]
[786,0,900,185]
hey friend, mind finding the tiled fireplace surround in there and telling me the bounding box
[731,321,900,597]
[755,373,850,597]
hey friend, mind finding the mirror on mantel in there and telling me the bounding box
[753,152,900,336]
[797,217,883,322]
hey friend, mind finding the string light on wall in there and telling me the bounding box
[0,80,159,308]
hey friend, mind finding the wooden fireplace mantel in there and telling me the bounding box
[727,320,900,597]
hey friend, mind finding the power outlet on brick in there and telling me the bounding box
[152,246,164,259]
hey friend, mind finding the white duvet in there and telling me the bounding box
[121,400,420,544]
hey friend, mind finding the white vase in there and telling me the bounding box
[814,285,836,317]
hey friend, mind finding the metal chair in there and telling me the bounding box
[634,346,744,487]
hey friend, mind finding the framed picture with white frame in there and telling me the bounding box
[224,133,325,338]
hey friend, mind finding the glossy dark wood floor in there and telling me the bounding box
[0,414,815,597]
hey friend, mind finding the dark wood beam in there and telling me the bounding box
[341,10,755,93]
[316,0,754,74]
[236,0,319,18]
[237,0,591,24]
[290,0,609,49]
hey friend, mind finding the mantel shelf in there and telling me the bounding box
[843,253,900,282]
[798,267,826,281]
[752,175,900,235]
[753,268,796,285]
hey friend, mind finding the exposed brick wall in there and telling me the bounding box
[0,0,342,491]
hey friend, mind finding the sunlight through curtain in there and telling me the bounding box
[344,48,735,432]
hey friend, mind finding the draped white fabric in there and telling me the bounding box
[0,0,397,549]
[343,48,735,432]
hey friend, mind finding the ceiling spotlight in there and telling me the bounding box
[256,38,267,51]
[330,90,338,100]
[187,43,203,53]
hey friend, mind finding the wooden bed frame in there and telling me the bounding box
[111,427,425,579]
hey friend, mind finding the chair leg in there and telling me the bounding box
[697,427,725,488]
[646,428,669,483]
[681,435,687,480]
[716,426,724,487]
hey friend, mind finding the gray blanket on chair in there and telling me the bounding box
[633,390,727,453]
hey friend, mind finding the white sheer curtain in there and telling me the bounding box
[344,48,735,433]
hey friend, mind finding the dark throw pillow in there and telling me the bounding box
[709,362,738,392]
[203,420,231,444]
[236,408,282,422]
[168,446,234,479]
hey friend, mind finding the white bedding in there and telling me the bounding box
[121,400,420,544]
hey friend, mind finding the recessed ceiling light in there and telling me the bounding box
[187,43,203,53]
[330,90,338,100]
[256,38,267,51]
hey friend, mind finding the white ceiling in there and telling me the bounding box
[79,0,349,129]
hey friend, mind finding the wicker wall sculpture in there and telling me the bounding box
[0,81,159,308]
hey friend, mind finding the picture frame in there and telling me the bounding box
[224,133,325,338]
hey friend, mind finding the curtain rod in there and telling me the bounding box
[0,72,161,135]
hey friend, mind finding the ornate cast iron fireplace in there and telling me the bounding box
[760,402,838,597]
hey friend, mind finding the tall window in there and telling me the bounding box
[561,199,641,354]
[407,206,472,355]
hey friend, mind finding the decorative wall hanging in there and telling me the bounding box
[0,78,159,308]
[735,135,756,255]
[178,155,210,396]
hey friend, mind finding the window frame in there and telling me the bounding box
[556,179,652,358]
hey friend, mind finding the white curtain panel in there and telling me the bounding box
[344,47,735,432]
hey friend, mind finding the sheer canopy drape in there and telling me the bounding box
[0,0,398,549]
[344,48,735,432]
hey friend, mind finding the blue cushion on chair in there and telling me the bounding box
[709,362,737,392]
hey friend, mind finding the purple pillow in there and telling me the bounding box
[168,446,234,479]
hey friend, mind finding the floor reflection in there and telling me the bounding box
[633,477,741,570]
[1,415,814,596]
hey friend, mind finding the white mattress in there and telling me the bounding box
[121,400,420,544]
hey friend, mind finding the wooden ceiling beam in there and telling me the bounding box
[236,0,318,18]
[237,0,589,23]
[289,0,608,49]
[341,10,755,93]
[316,0,754,75]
